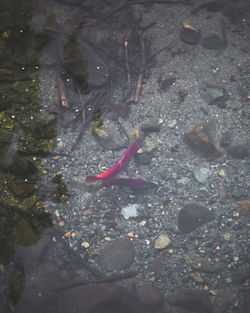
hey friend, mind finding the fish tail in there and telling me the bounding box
[86,176,99,182]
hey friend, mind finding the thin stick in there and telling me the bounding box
[124,37,131,86]
[56,76,70,108]
[134,38,146,103]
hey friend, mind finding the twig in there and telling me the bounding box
[124,37,131,86]
[56,76,70,108]
[134,38,146,102]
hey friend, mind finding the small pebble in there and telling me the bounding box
[224,233,231,240]
[64,232,71,238]
[218,169,225,177]
[233,256,239,263]
[58,221,65,227]
[81,242,90,248]
[168,120,177,128]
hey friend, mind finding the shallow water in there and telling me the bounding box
[0,0,249,312]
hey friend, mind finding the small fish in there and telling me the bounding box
[101,177,158,190]
[86,141,139,182]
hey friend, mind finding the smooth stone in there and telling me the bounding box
[96,238,135,272]
[178,203,215,233]
[193,167,212,183]
[227,144,249,159]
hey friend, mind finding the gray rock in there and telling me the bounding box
[200,34,224,50]
[227,144,249,159]
[193,167,212,183]
[57,278,163,313]
[178,203,215,233]
[96,239,135,273]
[220,131,233,147]
[177,177,191,185]
[202,88,224,106]
[167,288,213,313]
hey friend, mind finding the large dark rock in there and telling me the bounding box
[57,278,163,313]
[96,238,135,273]
[178,203,215,233]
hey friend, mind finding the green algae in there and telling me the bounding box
[0,0,55,264]
[8,267,26,309]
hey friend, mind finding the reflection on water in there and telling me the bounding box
[0,0,55,309]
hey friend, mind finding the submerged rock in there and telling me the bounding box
[167,288,213,313]
[96,238,135,273]
[57,278,163,313]
[184,252,224,273]
[235,200,250,216]
[200,34,224,50]
[202,87,225,106]
[227,143,249,159]
[178,203,215,233]
[212,290,237,313]
[193,167,212,184]
[183,120,222,160]
[180,24,200,44]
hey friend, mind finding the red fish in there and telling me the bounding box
[86,141,139,182]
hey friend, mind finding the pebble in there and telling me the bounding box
[223,233,231,240]
[177,177,191,185]
[168,120,177,128]
[81,242,90,248]
[218,169,225,177]
[64,232,71,238]
[154,234,171,249]
[193,167,212,183]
